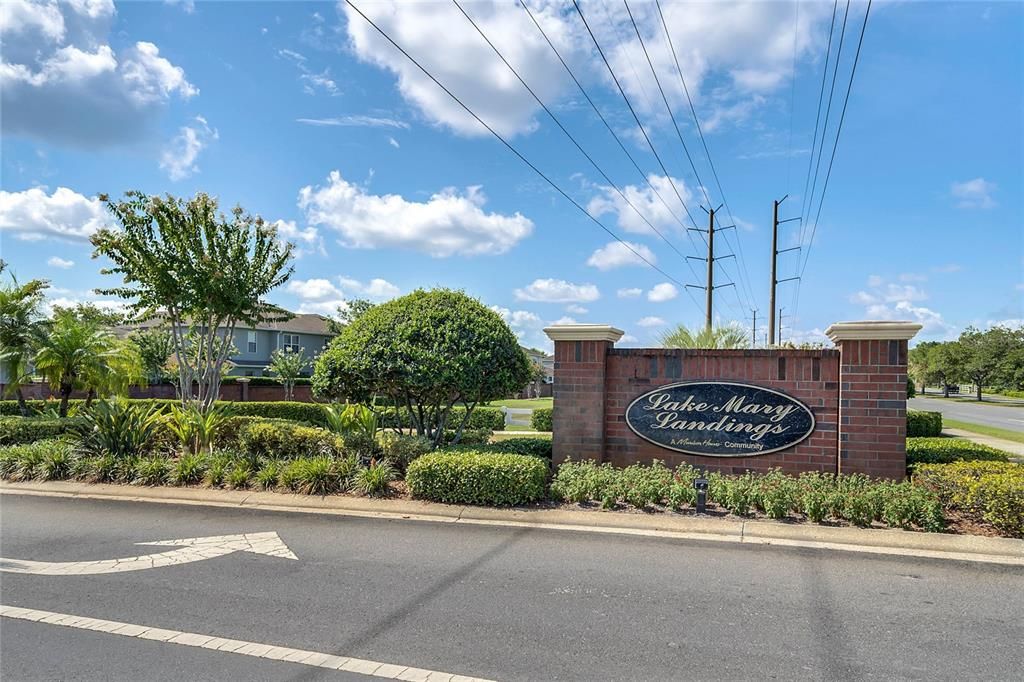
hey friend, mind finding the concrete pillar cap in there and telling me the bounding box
[825,320,922,342]
[544,324,624,343]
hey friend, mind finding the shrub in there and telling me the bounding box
[133,456,171,486]
[237,421,345,461]
[283,456,345,495]
[171,453,206,486]
[406,451,548,506]
[906,437,1010,465]
[164,404,233,455]
[842,491,877,527]
[907,410,942,437]
[0,441,74,481]
[484,437,552,460]
[441,428,492,446]
[204,453,233,488]
[617,460,673,509]
[226,463,251,490]
[550,460,621,504]
[915,461,1024,536]
[73,399,164,459]
[667,480,696,510]
[255,460,282,489]
[906,378,916,398]
[0,400,330,426]
[378,433,433,472]
[531,408,553,432]
[353,458,397,496]
[0,417,77,446]
[755,471,799,519]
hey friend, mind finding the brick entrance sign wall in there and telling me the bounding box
[545,321,921,480]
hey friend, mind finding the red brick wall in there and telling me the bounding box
[835,339,909,479]
[602,349,840,475]
[550,339,910,480]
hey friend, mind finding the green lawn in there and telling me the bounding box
[491,430,552,441]
[485,397,553,410]
[943,419,1024,445]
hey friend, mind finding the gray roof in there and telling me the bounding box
[120,311,334,336]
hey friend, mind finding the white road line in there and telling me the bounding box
[0,604,493,682]
[0,532,297,575]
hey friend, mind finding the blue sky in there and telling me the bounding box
[1,0,1021,351]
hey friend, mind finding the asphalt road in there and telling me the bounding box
[2,494,1022,681]
[908,396,1024,432]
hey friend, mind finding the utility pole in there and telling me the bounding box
[768,196,801,346]
[750,308,758,349]
[685,204,732,332]
[705,206,715,332]
[778,307,787,345]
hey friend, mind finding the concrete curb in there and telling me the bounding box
[2,481,1022,566]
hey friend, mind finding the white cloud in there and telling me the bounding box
[300,71,339,96]
[1,2,195,147]
[298,170,533,257]
[160,115,217,181]
[343,1,574,137]
[647,282,678,302]
[550,316,579,326]
[514,278,599,303]
[296,115,408,129]
[270,219,324,257]
[617,287,643,298]
[286,275,400,304]
[0,186,108,241]
[46,256,74,269]
[951,178,997,209]
[388,136,400,148]
[586,240,656,270]
[491,306,543,329]
[587,174,693,235]
[338,276,400,300]
[619,334,640,345]
[637,316,666,328]
[850,275,953,339]
[565,304,588,315]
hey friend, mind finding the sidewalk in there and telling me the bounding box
[3,480,1021,566]
[944,427,1024,462]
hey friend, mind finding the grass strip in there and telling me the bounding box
[944,419,1024,445]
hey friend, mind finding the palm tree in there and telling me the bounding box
[659,323,750,349]
[0,262,50,416]
[33,307,142,417]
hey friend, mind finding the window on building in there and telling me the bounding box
[247,331,257,354]
[283,333,300,353]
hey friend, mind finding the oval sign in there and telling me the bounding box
[625,381,815,457]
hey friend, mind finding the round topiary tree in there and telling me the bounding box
[312,289,532,446]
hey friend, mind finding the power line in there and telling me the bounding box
[799,0,873,281]
[453,0,696,277]
[797,0,839,250]
[571,0,702,238]
[651,0,759,313]
[343,0,692,294]
[784,0,802,192]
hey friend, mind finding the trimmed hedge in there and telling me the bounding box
[0,400,329,426]
[406,451,548,505]
[531,407,552,432]
[907,410,942,437]
[0,417,78,446]
[479,437,552,460]
[914,461,1024,536]
[237,421,345,460]
[906,437,1010,465]
[377,406,504,432]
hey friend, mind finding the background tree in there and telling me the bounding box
[33,307,143,416]
[130,326,175,383]
[908,341,939,394]
[525,356,548,399]
[0,262,49,416]
[960,326,1018,400]
[313,289,532,446]
[326,298,376,335]
[92,191,294,412]
[660,323,749,349]
[267,347,308,400]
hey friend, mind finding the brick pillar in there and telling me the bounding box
[826,321,921,480]
[544,325,624,466]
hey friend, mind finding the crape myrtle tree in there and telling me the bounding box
[312,289,532,446]
[268,347,309,401]
[91,191,294,412]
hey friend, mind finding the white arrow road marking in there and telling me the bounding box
[0,532,297,576]
[1,604,495,682]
